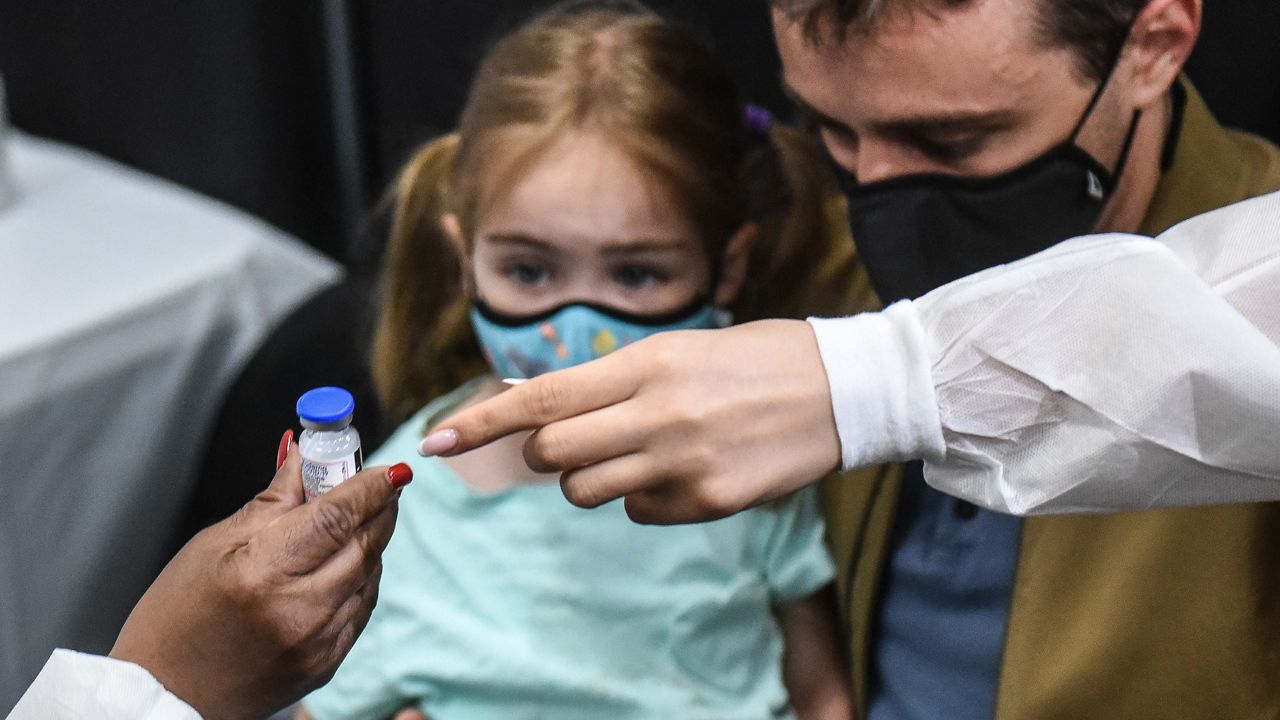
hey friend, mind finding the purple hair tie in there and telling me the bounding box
[743,104,773,137]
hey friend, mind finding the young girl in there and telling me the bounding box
[302,2,866,718]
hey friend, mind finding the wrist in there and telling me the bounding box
[807,301,944,469]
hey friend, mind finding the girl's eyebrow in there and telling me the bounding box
[487,233,690,254]
[484,234,557,251]
[600,238,690,255]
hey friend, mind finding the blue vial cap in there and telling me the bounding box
[297,386,356,424]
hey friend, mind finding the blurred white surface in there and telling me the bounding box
[0,131,340,712]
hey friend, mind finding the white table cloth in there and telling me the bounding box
[0,132,340,712]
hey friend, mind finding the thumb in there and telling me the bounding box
[265,464,403,574]
[241,430,305,527]
[393,709,429,720]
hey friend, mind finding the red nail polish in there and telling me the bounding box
[276,429,294,471]
[388,463,414,489]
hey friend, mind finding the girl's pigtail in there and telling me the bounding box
[371,134,487,425]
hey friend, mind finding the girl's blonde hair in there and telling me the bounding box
[372,0,870,424]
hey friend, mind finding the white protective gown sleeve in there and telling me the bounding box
[6,649,201,720]
[808,190,1280,515]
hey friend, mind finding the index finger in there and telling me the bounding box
[265,465,403,574]
[422,351,637,457]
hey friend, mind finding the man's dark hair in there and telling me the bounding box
[770,0,1148,82]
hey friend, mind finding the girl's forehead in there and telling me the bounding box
[475,130,701,251]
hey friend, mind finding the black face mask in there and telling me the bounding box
[836,60,1140,303]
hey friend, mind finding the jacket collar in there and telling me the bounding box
[1141,77,1260,234]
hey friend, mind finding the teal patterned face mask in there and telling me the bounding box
[469,298,722,379]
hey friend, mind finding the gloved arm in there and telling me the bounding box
[811,190,1280,514]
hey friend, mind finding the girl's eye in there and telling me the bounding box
[613,265,668,290]
[506,262,551,287]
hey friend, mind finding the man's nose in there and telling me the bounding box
[854,140,913,185]
[855,136,958,185]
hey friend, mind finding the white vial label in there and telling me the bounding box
[302,450,362,501]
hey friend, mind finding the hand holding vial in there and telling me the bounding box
[105,431,411,720]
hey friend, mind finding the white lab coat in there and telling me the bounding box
[809,190,1280,514]
[6,649,199,719]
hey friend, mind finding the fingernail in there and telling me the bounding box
[387,463,414,488]
[419,429,459,457]
[276,429,294,471]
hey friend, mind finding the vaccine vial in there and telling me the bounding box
[297,386,363,501]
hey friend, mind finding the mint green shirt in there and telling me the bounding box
[305,381,835,720]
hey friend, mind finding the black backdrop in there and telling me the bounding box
[5,1,1275,264]
[0,2,348,255]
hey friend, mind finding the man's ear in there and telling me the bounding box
[713,222,758,306]
[441,213,474,295]
[1123,0,1200,110]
